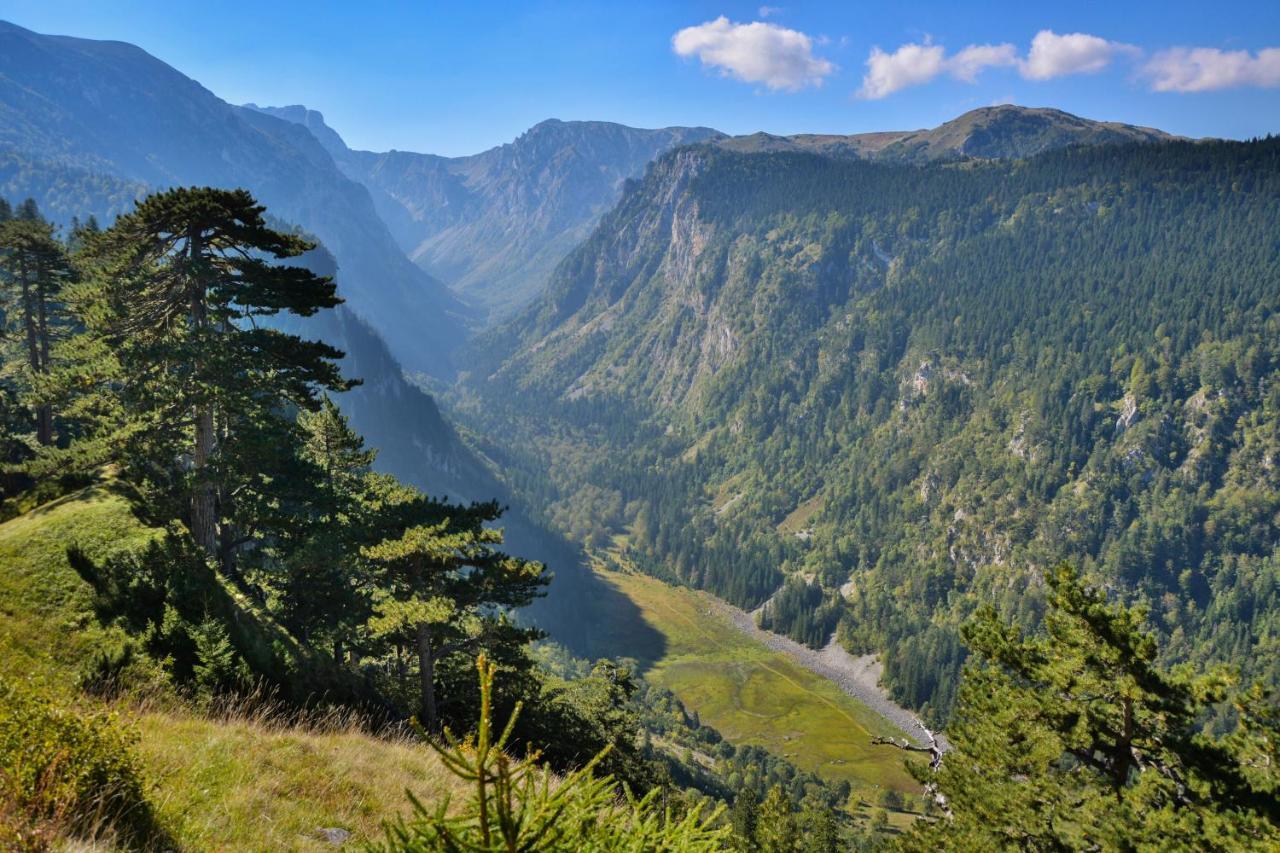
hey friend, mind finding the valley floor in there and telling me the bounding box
[576,564,921,795]
[711,599,949,752]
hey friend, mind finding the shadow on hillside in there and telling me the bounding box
[66,533,385,715]
[502,516,667,674]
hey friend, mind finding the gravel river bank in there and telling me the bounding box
[710,598,950,751]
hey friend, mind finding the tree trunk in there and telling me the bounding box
[216,522,240,581]
[191,404,217,553]
[187,226,218,557]
[18,254,52,445]
[34,269,52,446]
[19,255,38,374]
[416,623,438,732]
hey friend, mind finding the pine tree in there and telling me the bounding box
[362,499,548,732]
[0,211,74,445]
[298,396,377,507]
[72,187,349,565]
[899,564,1280,850]
[797,797,839,853]
[14,198,40,222]
[729,786,759,848]
[755,784,798,852]
[278,398,380,656]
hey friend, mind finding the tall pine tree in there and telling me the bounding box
[74,188,348,567]
[362,499,547,731]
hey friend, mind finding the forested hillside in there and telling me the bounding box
[465,136,1280,724]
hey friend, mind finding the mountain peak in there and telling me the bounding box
[881,104,1179,162]
[715,104,1178,164]
[242,103,351,158]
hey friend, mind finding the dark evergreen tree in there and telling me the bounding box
[899,564,1280,850]
[71,187,348,566]
[0,211,74,445]
[362,497,548,731]
[730,786,759,848]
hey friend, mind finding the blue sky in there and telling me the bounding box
[0,1,1277,155]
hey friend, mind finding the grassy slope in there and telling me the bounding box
[0,482,155,690]
[0,484,459,849]
[579,563,919,795]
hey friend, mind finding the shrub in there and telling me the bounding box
[374,655,730,851]
[0,678,154,846]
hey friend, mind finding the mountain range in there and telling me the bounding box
[714,104,1177,162]
[466,133,1280,720]
[7,17,1266,724]
[249,105,723,320]
[251,101,1178,323]
[0,19,466,377]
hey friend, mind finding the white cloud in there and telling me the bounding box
[948,43,1019,82]
[1020,30,1135,80]
[858,42,945,98]
[672,16,835,91]
[857,40,1016,99]
[1143,46,1280,92]
[758,5,783,18]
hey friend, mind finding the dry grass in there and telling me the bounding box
[132,710,462,851]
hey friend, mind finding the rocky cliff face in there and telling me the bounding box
[373,119,723,321]
[488,145,874,409]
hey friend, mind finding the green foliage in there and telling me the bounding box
[524,658,655,792]
[0,677,156,847]
[726,783,859,852]
[0,206,74,449]
[464,137,1280,726]
[55,186,348,568]
[188,617,249,697]
[361,493,547,730]
[374,655,729,852]
[900,565,1280,850]
[757,576,842,649]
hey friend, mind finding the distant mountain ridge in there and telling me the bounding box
[0,20,466,377]
[715,105,1179,162]
[249,105,724,321]
[255,103,1178,321]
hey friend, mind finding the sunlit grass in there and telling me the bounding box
[134,710,461,850]
[580,562,921,795]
